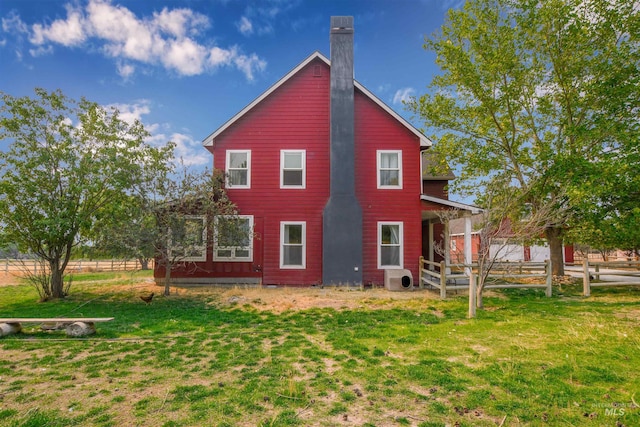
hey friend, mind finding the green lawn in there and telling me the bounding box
[0,272,638,426]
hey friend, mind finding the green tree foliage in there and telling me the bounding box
[0,88,172,300]
[410,0,639,274]
[93,166,244,296]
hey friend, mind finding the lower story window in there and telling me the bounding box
[281,222,306,269]
[214,215,253,261]
[170,215,207,262]
[378,222,403,268]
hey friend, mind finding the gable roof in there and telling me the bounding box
[203,51,432,148]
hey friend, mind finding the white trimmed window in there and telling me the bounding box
[226,150,251,188]
[280,222,306,269]
[378,222,403,268]
[280,150,306,188]
[170,215,207,262]
[214,215,253,261]
[377,150,402,189]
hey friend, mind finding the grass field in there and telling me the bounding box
[0,271,638,426]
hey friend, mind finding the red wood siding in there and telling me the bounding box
[211,58,331,285]
[354,90,423,285]
[160,57,426,286]
[422,180,449,199]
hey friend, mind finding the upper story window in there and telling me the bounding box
[377,150,402,189]
[378,221,403,268]
[170,215,207,262]
[281,150,306,188]
[226,150,251,188]
[214,215,253,261]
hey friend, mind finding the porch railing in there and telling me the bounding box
[419,257,552,299]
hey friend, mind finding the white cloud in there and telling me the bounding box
[234,53,267,81]
[116,61,135,79]
[169,133,210,166]
[392,87,415,105]
[153,7,209,38]
[14,0,266,80]
[29,45,54,57]
[208,46,234,67]
[30,4,86,46]
[2,11,29,34]
[237,16,253,36]
[106,100,151,125]
[162,38,207,76]
[105,100,209,167]
[241,0,298,36]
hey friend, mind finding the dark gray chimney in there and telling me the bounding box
[322,16,363,285]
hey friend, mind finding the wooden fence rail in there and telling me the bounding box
[419,257,552,299]
[1,259,153,275]
[418,257,468,299]
[582,259,640,296]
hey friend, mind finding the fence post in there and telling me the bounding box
[595,264,600,281]
[439,261,447,299]
[545,259,553,297]
[468,270,477,318]
[419,256,424,289]
[583,258,591,297]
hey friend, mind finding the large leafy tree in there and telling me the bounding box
[567,153,640,258]
[411,0,639,275]
[0,88,172,300]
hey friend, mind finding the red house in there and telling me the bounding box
[155,17,479,287]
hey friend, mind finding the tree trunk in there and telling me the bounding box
[138,257,150,270]
[164,262,172,296]
[476,282,484,309]
[476,265,487,309]
[49,261,66,299]
[545,226,565,276]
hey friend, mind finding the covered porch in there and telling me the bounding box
[420,195,483,274]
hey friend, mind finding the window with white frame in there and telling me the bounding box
[170,215,207,262]
[226,150,251,188]
[214,215,253,261]
[280,222,306,268]
[378,222,403,268]
[281,150,306,188]
[377,150,402,189]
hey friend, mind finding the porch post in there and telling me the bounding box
[464,212,472,277]
[428,220,434,269]
[444,219,451,275]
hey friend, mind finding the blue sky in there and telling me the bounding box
[1,0,461,166]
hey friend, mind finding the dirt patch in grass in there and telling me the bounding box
[614,308,640,321]
[213,286,441,313]
[65,279,443,312]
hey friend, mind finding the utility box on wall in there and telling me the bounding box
[384,269,413,291]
